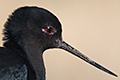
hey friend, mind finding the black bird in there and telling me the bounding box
[0,6,117,80]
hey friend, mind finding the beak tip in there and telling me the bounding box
[114,74,118,77]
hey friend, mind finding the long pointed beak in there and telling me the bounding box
[59,41,118,77]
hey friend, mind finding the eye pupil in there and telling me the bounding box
[45,27,53,34]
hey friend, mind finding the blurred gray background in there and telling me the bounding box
[0,0,120,80]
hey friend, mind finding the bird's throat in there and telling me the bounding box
[24,44,46,80]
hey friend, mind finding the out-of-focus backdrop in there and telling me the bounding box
[0,0,120,80]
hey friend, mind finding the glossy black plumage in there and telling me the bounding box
[1,6,62,80]
[0,6,117,80]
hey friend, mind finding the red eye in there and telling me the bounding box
[45,27,53,34]
[42,26,56,35]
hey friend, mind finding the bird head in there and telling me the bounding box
[3,6,117,77]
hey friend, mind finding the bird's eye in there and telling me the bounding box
[42,26,56,35]
[45,27,53,34]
